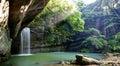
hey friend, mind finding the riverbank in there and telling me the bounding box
[0,52,103,66]
[100,53,120,66]
[45,53,120,66]
[1,52,120,66]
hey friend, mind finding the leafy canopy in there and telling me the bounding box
[65,11,84,32]
[29,0,84,45]
[30,0,84,32]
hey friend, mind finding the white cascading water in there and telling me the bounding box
[20,27,31,55]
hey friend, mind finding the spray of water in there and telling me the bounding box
[21,27,31,55]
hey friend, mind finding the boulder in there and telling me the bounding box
[75,54,101,65]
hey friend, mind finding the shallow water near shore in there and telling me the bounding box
[0,52,104,66]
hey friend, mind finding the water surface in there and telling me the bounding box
[1,52,104,66]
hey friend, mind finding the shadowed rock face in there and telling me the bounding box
[82,0,120,37]
[9,0,50,39]
[0,0,10,62]
[0,0,49,62]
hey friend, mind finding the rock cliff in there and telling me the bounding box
[0,0,49,62]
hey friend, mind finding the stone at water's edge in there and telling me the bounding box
[75,54,101,65]
[55,54,102,65]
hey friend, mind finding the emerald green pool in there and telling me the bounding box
[0,52,104,66]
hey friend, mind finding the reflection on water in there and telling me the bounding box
[1,52,104,66]
[11,54,33,56]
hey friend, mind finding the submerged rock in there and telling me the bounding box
[75,54,101,65]
[59,61,71,65]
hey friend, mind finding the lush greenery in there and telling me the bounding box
[29,0,120,53]
[29,0,84,45]
[73,0,120,53]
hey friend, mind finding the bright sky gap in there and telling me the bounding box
[82,0,96,4]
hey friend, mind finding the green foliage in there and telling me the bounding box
[105,23,116,29]
[29,0,75,28]
[79,0,120,53]
[43,22,73,45]
[76,1,84,8]
[80,28,107,52]
[82,36,107,49]
[29,0,84,45]
[108,32,120,52]
[81,49,90,53]
[115,32,120,40]
[81,30,120,52]
[88,28,101,35]
[42,11,84,45]
[65,11,84,32]
[108,40,117,51]
[108,39,120,52]
[83,28,102,38]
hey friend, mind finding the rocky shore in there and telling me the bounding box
[100,53,120,66]
[45,53,120,66]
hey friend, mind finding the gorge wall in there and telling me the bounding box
[0,0,49,62]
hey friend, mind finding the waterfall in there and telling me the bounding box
[21,27,31,54]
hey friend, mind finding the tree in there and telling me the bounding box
[81,36,107,52]
[108,32,120,52]
[29,0,84,45]
[115,32,120,41]
[79,0,120,53]
[65,11,84,32]
[29,0,76,28]
[80,28,107,52]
